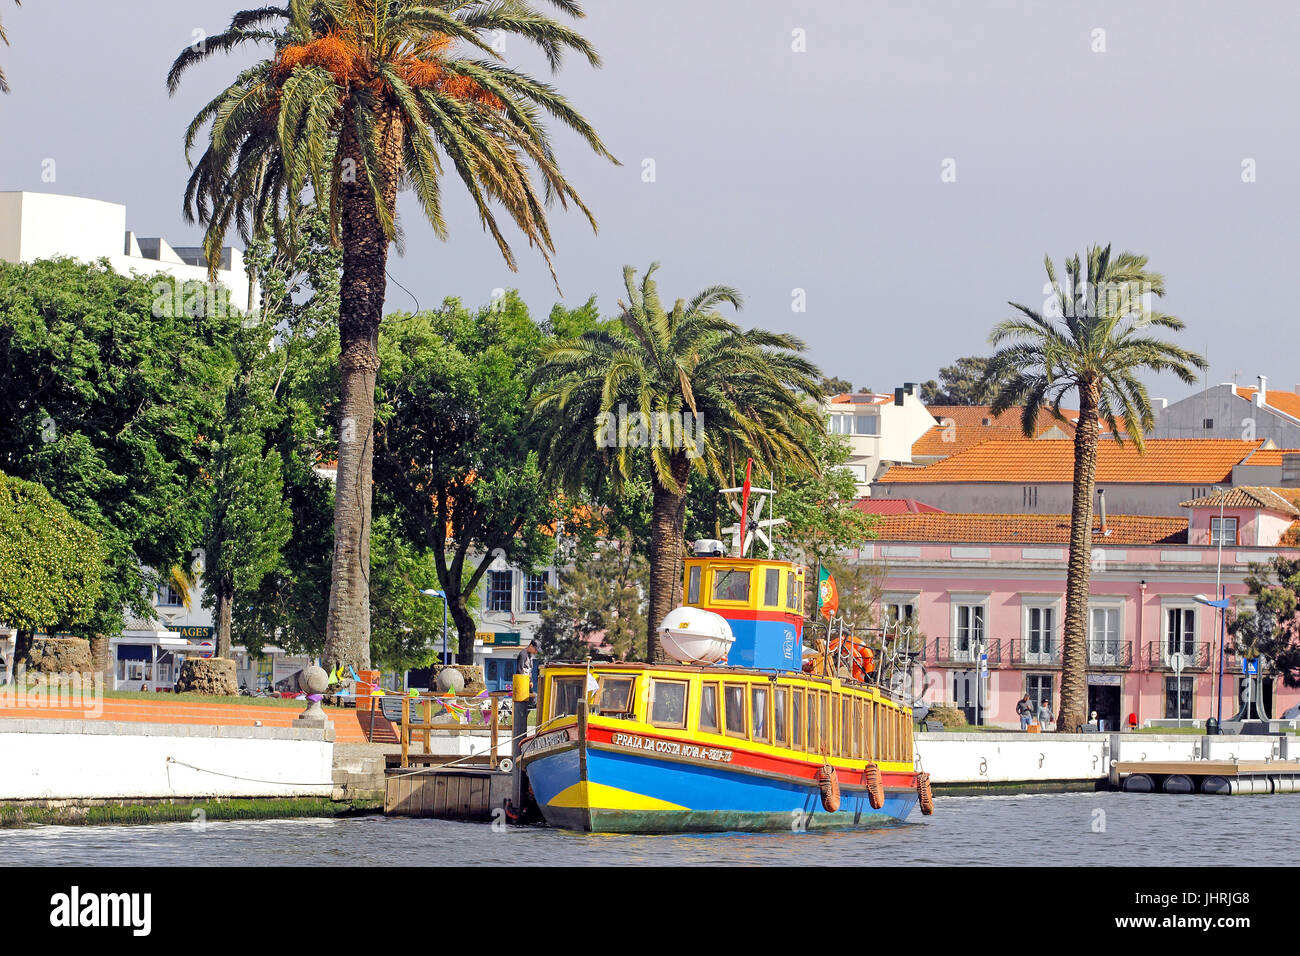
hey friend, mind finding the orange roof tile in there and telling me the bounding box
[1235,387,1300,422]
[881,438,1264,484]
[853,497,945,516]
[874,512,1188,545]
[1236,447,1300,467]
[1178,486,1300,515]
[914,406,1076,458]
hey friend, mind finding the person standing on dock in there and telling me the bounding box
[1038,698,1051,732]
[516,640,539,695]
[1017,695,1032,730]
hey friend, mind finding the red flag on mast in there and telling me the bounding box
[738,458,753,556]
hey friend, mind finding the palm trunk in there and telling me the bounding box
[322,104,404,675]
[1058,381,1100,733]
[214,580,233,660]
[646,454,691,663]
[89,633,112,688]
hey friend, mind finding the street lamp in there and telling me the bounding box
[1194,592,1230,733]
[418,588,450,666]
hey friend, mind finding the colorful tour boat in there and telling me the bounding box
[518,501,932,833]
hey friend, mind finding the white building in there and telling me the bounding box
[0,191,254,310]
[825,383,941,495]
[1151,376,1300,447]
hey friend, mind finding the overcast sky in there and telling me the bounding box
[2,0,1298,401]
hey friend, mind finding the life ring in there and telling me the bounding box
[916,771,934,815]
[865,762,884,810]
[817,764,840,813]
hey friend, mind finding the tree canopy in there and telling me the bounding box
[0,470,104,635]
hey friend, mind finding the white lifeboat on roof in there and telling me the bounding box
[658,606,734,665]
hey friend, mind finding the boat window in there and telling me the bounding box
[650,679,688,728]
[805,689,818,753]
[856,699,866,759]
[723,683,747,737]
[841,696,852,757]
[873,701,881,759]
[774,686,788,746]
[751,685,770,743]
[787,573,800,612]
[699,682,719,733]
[713,568,751,603]
[820,693,831,754]
[550,677,583,719]
[763,568,781,607]
[687,565,701,605]
[596,676,635,715]
[791,688,804,751]
[865,697,875,760]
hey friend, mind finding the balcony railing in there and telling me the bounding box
[919,637,1003,666]
[1143,641,1212,671]
[1086,640,1132,669]
[1006,637,1062,667]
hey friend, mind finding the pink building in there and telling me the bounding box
[852,487,1300,729]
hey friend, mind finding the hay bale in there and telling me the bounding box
[24,637,92,674]
[175,657,238,696]
[926,703,968,728]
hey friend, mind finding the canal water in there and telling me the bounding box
[2,792,1297,866]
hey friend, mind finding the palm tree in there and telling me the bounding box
[0,0,20,94]
[532,263,825,660]
[168,0,615,674]
[981,245,1207,732]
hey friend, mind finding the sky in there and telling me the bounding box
[2,0,1298,403]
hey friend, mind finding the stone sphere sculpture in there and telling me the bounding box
[436,667,465,694]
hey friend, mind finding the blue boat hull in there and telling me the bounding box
[524,742,918,834]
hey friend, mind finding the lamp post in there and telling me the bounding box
[418,588,449,666]
[1194,592,1230,732]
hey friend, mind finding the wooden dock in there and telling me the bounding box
[1112,759,1300,795]
[383,766,512,821]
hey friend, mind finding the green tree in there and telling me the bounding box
[921,356,994,405]
[233,212,341,660]
[0,258,238,676]
[368,513,465,672]
[820,375,853,396]
[1227,557,1300,691]
[981,245,1206,731]
[535,536,648,662]
[198,321,293,660]
[0,0,19,94]
[169,0,616,676]
[373,293,561,664]
[532,263,825,660]
[0,470,105,664]
[768,425,875,568]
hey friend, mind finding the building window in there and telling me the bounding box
[1023,485,1038,507]
[1165,676,1193,719]
[1165,607,1196,658]
[828,413,879,436]
[1089,607,1121,664]
[524,572,547,613]
[1210,517,1238,546]
[1028,674,1054,711]
[1202,418,1214,430]
[486,570,513,612]
[1027,606,1056,660]
[156,585,183,607]
[885,600,915,627]
[955,603,985,656]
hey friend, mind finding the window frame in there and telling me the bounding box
[1210,516,1239,547]
[486,569,513,612]
[549,676,584,720]
[774,685,789,747]
[751,684,771,744]
[711,567,753,605]
[722,682,748,739]
[698,681,720,734]
[649,678,689,729]
[523,571,548,613]
[595,675,636,716]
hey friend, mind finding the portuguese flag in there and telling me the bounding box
[817,565,839,619]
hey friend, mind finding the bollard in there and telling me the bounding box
[510,673,531,813]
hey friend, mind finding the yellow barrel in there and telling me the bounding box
[512,673,531,703]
